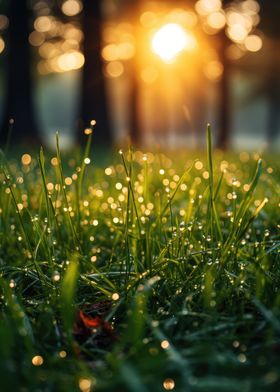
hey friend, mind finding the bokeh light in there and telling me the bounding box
[57,51,85,72]
[204,60,224,82]
[61,0,83,17]
[105,61,124,78]
[163,378,175,390]
[34,16,53,33]
[0,14,9,30]
[140,11,158,28]
[244,34,262,52]
[0,37,5,54]
[29,31,44,46]
[195,0,222,16]
[227,24,248,42]
[206,11,226,29]
[152,23,196,63]
[32,355,44,366]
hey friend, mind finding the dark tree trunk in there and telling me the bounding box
[267,77,280,144]
[216,0,232,150]
[216,30,231,150]
[0,0,40,147]
[80,0,112,146]
[128,0,141,146]
[129,63,141,146]
[217,34,231,150]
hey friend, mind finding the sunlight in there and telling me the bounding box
[151,23,196,63]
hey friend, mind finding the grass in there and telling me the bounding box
[0,126,279,391]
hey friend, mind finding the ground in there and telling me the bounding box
[0,130,279,391]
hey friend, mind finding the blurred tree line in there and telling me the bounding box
[256,0,280,144]
[0,0,112,146]
[0,0,279,149]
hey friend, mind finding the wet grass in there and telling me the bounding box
[0,126,279,391]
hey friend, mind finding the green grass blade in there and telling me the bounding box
[61,255,79,340]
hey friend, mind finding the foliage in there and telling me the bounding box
[0,128,279,391]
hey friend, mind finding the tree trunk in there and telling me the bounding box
[267,77,280,144]
[0,0,40,147]
[216,0,232,150]
[80,0,112,146]
[128,0,141,146]
[128,62,141,146]
[216,30,231,150]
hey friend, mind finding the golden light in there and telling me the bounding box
[227,11,252,32]
[65,177,73,186]
[244,34,262,52]
[102,44,119,62]
[117,42,135,60]
[195,0,222,16]
[207,11,226,29]
[62,0,83,17]
[39,42,58,59]
[141,67,159,84]
[51,157,58,166]
[227,24,248,42]
[29,31,44,46]
[61,39,79,51]
[204,60,224,82]
[21,154,32,166]
[0,14,9,30]
[226,44,245,60]
[105,61,124,78]
[32,355,44,366]
[168,9,198,28]
[34,16,53,33]
[78,378,92,392]
[84,128,92,137]
[103,26,118,43]
[112,292,120,301]
[182,11,198,28]
[64,25,84,41]
[227,11,243,26]
[140,11,158,28]
[0,37,5,54]
[161,340,170,349]
[163,378,175,390]
[152,23,196,63]
[59,350,67,358]
[37,61,50,75]
[241,0,260,14]
[251,13,260,27]
[57,51,85,71]
[102,43,135,62]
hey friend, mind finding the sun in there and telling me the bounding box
[151,23,196,63]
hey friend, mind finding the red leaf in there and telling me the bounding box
[79,310,102,328]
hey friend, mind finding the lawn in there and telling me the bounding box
[0,127,279,392]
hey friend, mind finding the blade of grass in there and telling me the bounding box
[207,124,223,243]
[56,132,81,251]
[3,170,48,287]
[61,255,79,341]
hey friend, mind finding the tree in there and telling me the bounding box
[125,0,142,146]
[80,0,112,145]
[0,0,40,147]
[120,0,245,148]
[193,0,262,149]
[259,0,280,144]
[120,0,187,146]
[216,18,231,150]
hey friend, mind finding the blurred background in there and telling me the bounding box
[0,0,279,150]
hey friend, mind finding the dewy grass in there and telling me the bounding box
[0,126,279,392]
